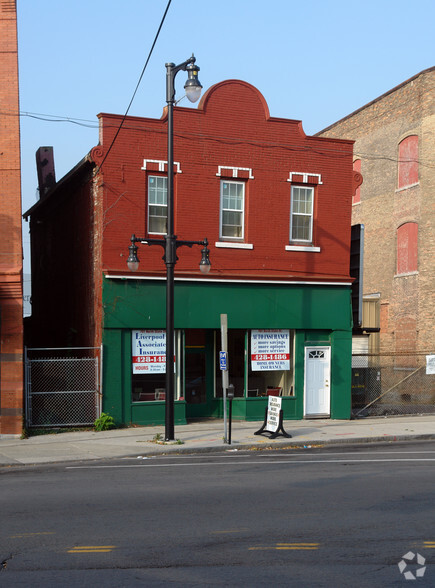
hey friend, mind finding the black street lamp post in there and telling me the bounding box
[127,55,210,441]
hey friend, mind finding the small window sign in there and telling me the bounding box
[426,355,435,375]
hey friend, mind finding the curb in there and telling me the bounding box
[135,433,435,455]
[1,433,435,468]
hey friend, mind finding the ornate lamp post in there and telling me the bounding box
[127,55,210,441]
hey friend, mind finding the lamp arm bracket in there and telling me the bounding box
[166,55,197,103]
[139,238,166,250]
[176,238,208,250]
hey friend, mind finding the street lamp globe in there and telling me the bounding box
[184,62,202,103]
[127,237,140,272]
[199,241,211,274]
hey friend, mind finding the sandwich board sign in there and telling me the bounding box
[267,396,282,433]
[254,395,291,440]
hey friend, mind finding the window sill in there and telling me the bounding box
[215,242,254,250]
[285,245,321,252]
[395,182,419,193]
[394,271,419,278]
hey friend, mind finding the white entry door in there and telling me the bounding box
[304,347,331,417]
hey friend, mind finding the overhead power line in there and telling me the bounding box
[8,108,434,168]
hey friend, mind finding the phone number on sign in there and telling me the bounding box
[133,356,166,363]
[252,354,289,361]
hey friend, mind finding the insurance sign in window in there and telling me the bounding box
[251,330,290,371]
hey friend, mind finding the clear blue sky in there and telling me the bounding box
[17,0,434,271]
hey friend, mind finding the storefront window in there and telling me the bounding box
[215,330,246,397]
[131,329,182,402]
[248,329,294,397]
[215,329,294,398]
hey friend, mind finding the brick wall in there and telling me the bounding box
[0,0,23,435]
[317,68,435,354]
[28,161,97,349]
[95,80,355,283]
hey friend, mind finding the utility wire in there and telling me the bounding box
[11,108,433,168]
[97,0,172,171]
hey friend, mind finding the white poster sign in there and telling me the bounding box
[251,329,290,371]
[267,396,282,433]
[132,330,172,374]
[426,355,435,375]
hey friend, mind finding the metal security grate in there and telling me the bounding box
[352,352,435,418]
[25,347,102,428]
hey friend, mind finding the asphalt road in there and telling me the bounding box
[1,442,435,586]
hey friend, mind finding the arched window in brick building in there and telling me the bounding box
[398,135,418,189]
[397,222,418,275]
[353,159,361,204]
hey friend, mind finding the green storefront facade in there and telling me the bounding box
[102,276,352,426]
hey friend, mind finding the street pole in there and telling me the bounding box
[220,314,229,443]
[165,62,176,441]
[127,56,205,442]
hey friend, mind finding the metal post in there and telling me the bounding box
[227,384,234,445]
[165,65,176,441]
[220,314,229,443]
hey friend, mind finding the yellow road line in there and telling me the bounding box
[68,546,116,553]
[277,543,319,546]
[68,550,113,553]
[274,545,318,551]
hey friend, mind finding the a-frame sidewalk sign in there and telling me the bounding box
[254,395,292,440]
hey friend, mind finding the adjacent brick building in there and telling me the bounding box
[317,67,435,358]
[25,79,359,425]
[0,0,23,436]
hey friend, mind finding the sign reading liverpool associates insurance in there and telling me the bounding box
[132,330,174,374]
[251,329,290,371]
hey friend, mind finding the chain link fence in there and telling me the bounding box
[352,352,435,417]
[25,347,102,428]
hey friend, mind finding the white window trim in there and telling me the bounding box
[142,159,182,174]
[216,165,254,179]
[219,179,245,241]
[289,185,314,244]
[395,181,419,193]
[285,245,320,252]
[215,242,253,249]
[287,172,322,184]
[394,271,419,279]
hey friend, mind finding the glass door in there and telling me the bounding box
[184,330,213,418]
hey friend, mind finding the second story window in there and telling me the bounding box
[290,186,314,242]
[397,222,418,275]
[398,135,418,190]
[148,175,167,234]
[220,180,245,240]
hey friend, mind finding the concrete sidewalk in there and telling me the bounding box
[1,415,435,466]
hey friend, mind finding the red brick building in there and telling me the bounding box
[318,68,435,358]
[25,79,359,425]
[0,0,23,436]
